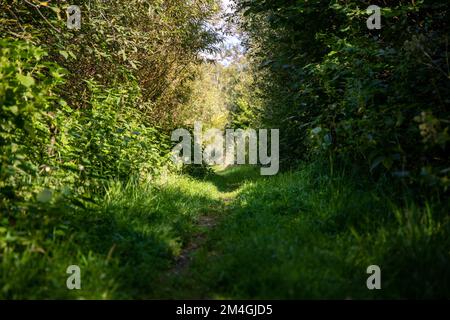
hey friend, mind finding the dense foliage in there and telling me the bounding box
[1,0,221,208]
[233,0,450,193]
[0,0,222,298]
[1,0,449,299]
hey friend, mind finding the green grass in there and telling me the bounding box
[1,174,223,299]
[177,164,450,299]
[1,164,449,299]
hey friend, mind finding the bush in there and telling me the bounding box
[234,0,450,193]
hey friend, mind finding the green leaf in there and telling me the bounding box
[37,189,53,203]
[311,127,322,135]
[59,50,69,59]
[9,105,19,115]
[382,157,393,170]
[68,50,77,59]
[16,74,35,87]
[370,156,384,171]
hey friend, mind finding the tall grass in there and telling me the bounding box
[2,165,448,299]
[0,174,222,299]
[185,163,450,299]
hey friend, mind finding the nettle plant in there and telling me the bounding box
[0,0,222,209]
[0,39,66,204]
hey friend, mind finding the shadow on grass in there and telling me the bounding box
[1,178,226,299]
[83,183,224,299]
[54,167,262,298]
[172,164,450,299]
[201,165,264,193]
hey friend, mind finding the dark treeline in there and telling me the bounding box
[232,0,449,196]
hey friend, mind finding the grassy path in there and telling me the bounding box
[152,164,448,299]
[4,165,447,299]
[155,166,264,298]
